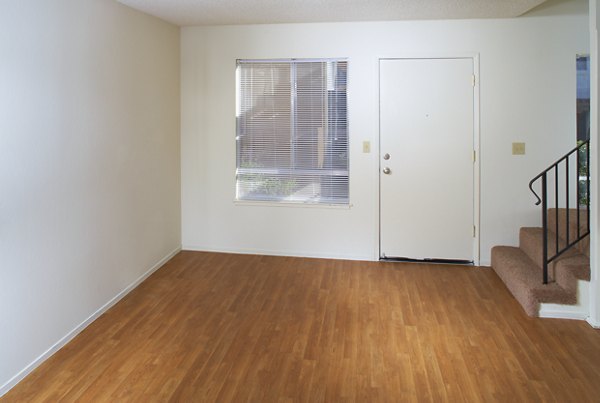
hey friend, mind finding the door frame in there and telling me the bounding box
[376,54,481,265]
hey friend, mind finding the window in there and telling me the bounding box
[576,55,590,206]
[236,59,348,205]
[576,55,590,142]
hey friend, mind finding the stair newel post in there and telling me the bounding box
[542,173,548,284]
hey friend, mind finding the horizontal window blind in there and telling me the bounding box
[236,59,348,204]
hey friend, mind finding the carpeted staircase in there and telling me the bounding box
[491,208,590,316]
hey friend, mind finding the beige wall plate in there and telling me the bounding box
[512,142,526,155]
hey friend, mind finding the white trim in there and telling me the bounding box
[586,316,600,328]
[233,200,352,209]
[183,245,495,266]
[238,57,348,63]
[376,53,481,265]
[539,309,589,320]
[0,246,181,398]
[473,54,481,266]
[372,55,382,261]
[379,51,481,60]
[182,245,373,262]
[587,0,600,335]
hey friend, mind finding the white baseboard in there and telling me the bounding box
[539,308,589,320]
[539,279,590,321]
[586,317,600,328]
[182,244,374,262]
[0,246,181,398]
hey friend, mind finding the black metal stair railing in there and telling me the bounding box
[529,140,590,284]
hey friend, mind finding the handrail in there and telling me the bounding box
[528,142,586,206]
[528,140,590,284]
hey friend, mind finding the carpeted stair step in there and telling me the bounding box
[548,208,590,257]
[519,227,590,293]
[491,246,576,316]
[519,227,576,274]
[553,253,591,294]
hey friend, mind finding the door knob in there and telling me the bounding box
[383,167,391,174]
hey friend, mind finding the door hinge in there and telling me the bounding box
[473,225,476,237]
[471,75,476,86]
[473,150,476,163]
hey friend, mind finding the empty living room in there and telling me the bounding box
[2,0,600,401]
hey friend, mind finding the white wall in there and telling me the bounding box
[0,0,180,393]
[181,4,588,264]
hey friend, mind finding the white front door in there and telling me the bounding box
[379,58,475,261]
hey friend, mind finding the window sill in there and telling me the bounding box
[233,200,352,209]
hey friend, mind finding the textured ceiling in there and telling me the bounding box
[118,0,549,26]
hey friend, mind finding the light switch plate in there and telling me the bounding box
[362,141,371,153]
[512,142,525,155]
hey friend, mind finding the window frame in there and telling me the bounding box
[234,58,350,207]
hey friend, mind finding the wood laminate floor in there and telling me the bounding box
[3,251,600,402]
